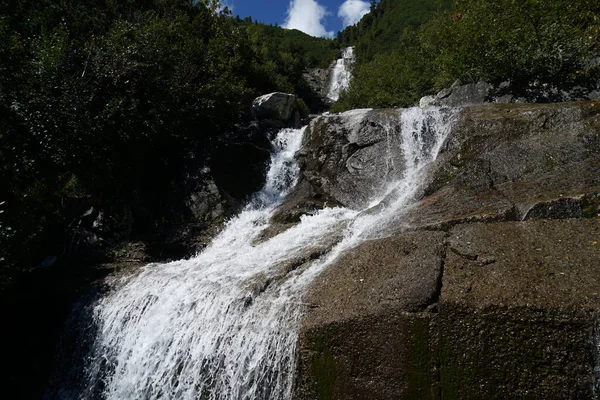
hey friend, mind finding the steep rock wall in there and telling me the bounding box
[299,108,405,209]
[294,102,600,399]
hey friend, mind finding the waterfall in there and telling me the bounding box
[327,47,355,101]
[75,107,457,400]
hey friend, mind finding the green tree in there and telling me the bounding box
[335,0,600,111]
[334,31,435,110]
[0,0,341,281]
[420,0,600,87]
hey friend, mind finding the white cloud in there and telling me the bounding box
[338,0,370,27]
[283,0,334,38]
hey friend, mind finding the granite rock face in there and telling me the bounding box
[299,108,407,209]
[251,92,296,121]
[420,80,600,108]
[294,101,600,399]
[440,219,600,399]
[420,81,497,108]
[303,232,446,326]
[298,232,445,400]
[303,66,335,113]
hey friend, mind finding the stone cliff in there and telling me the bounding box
[285,102,600,399]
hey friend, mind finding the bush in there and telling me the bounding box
[421,0,600,87]
[335,0,600,111]
[333,31,436,110]
[0,0,341,279]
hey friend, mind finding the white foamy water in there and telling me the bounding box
[327,47,355,101]
[80,107,457,400]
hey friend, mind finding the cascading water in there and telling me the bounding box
[327,47,355,101]
[75,107,457,400]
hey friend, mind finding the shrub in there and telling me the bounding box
[421,0,600,87]
[335,0,600,110]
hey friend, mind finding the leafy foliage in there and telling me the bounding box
[240,20,339,105]
[421,0,600,87]
[0,0,336,283]
[337,0,451,63]
[333,30,434,111]
[336,0,600,110]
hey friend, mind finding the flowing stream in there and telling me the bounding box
[327,47,355,101]
[78,107,457,400]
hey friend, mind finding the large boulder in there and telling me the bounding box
[420,81,497,108]
[299,109,407,209]
[251,92,296,121]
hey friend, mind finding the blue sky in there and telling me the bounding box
[221,0,373,37]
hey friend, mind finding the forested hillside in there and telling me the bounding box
[2,0,598,285]
[337,0,451,63]
[335,0,600,110]
[0,0,338,286]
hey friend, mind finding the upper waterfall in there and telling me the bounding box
[327,47,355,101]
[70,107,457,400]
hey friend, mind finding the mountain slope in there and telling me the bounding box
[334,0,599,110]
[337,0,451,63]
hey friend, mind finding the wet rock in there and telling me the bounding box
[303,68,330,98]
[303,231,446,325]
[296,101,600,399]
[185,168,224,222]
[445,219,600,309]
[398,102,600,233]
[439,219,600,399]
[387,157,600,234]
[248,222,348,301]
[252,180,344,244]
[389,186,516,233]
[300,108,406,209]
[303,66,335,113]
[297,312,439,400]
[421,81,496,108]
[297,232,446,399]
[253,222,298,244]
[421,102,600,215]
[428,102,600,193]
[271,180,341,225]
[209,118,282,204]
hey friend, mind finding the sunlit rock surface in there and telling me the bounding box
[251,92,296,121]
[296,101,600,399]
